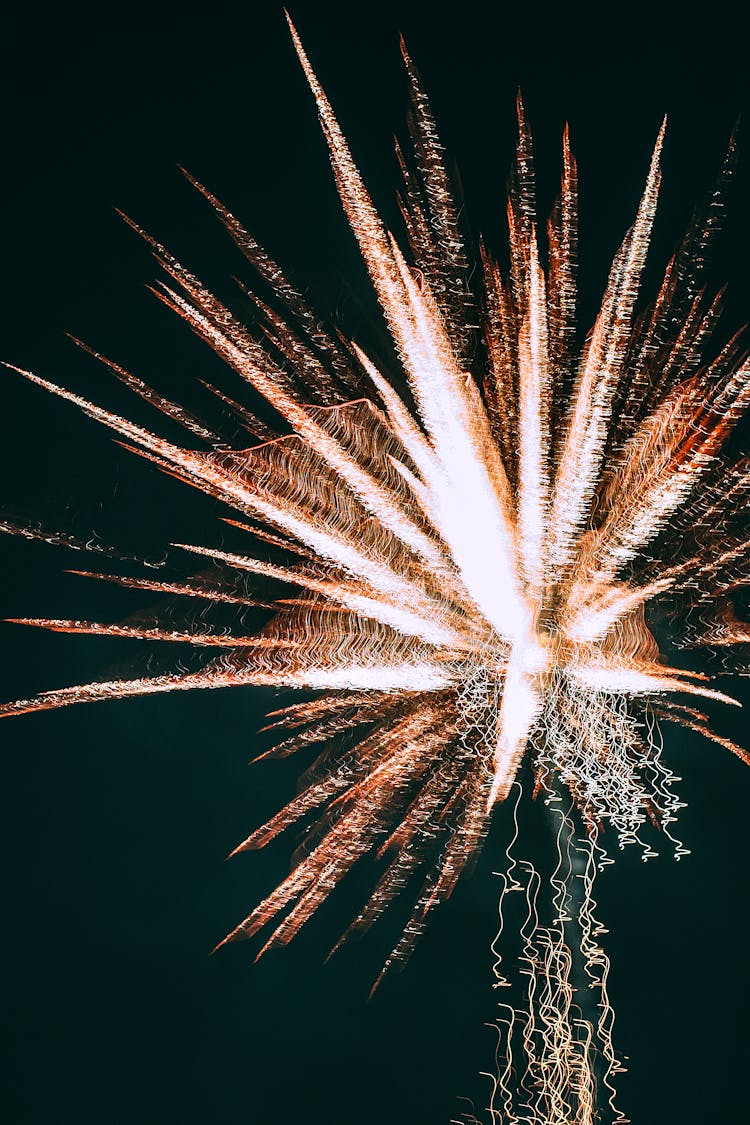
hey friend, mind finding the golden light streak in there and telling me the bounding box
[3,8,747,951]
[2,19,749,1120]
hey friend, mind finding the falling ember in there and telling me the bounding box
[2,15,749,1122]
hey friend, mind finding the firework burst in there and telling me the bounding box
[2,18,748,1075]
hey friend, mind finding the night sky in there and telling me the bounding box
[2,3,750,1123]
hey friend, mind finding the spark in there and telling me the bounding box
[2,9,747,957]
[2,17,749,1120]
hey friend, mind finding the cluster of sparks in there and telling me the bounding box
[4,17,750,1120]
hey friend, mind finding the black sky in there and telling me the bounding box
[2,3,750,1124]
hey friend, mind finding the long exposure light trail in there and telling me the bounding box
[3,16,748,1121]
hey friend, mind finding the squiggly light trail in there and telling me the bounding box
[2,16,749,1120]
[476,789,625,1125]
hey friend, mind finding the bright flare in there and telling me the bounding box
[2,20,748,983]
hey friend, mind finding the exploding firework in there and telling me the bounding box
[2,16,748,1121]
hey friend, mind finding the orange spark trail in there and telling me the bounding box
[2,18,749,1122]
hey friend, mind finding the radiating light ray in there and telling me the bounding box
[67,335,223,444]
[66,568,275,608]
[4,617,297,647]
[2,20,749,1121]
[2,34,747,943]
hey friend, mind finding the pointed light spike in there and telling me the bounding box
[4,52,750,1003]
[516,230,550,597]
[548,119,667,576]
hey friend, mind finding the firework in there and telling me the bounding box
[2,16,748,1120]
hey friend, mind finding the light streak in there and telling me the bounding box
[2,18,748,1121]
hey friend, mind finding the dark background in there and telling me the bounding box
[2,3,750,1123]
